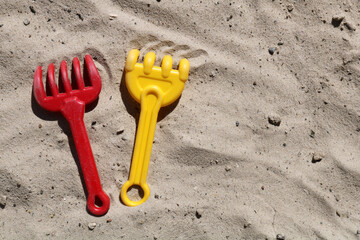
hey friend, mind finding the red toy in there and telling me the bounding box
[33,55,110,216]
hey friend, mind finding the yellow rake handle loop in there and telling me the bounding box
[121,49,189,207]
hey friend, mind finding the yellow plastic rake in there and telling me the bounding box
[120,49,190,207]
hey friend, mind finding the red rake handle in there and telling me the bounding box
[60,97,110,216]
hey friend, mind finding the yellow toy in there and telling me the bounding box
[120,49,190,207]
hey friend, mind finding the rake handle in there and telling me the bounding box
[60,97,110,216]
[120,87,163,207]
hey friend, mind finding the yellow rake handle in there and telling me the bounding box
[120,87,162,206]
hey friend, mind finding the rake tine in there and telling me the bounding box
[33,66,46,101]
[60,61,72,93]
[84,55,101,90]
[47,63,59,96]
[125,49,140,72]
[161,55,173,78]
[143,52,156,75]
[72,57,85,90]
[179,59,190,82]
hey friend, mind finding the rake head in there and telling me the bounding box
[125,49,190,107]
[33,55,101,112]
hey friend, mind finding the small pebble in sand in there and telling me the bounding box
[344,21,356,31]
[268,47,277,55]
[268,115,281,126]
[109,14,117,20]
[225,166,231,172]
[287,4,294,12]
[310,130,315,138]
[277,41,284,46]
[88,222,96,230]
[29,6,36,14]
[0,195,7,209]
[312,152,324,163]
[116,129,124,135]
[195,209,203,219]
[276,234,285,240]
[106,218,112,223]
[0,24,3,27]
[331,15,344,27]
[23,19,30,26]
[38,124,42,128]
[336,210,342,217]
[243,221,251,228]
[76,13,83,21]
[235,121,239,127]
[356,230,360,235]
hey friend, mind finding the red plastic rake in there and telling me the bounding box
[33,55,110,215]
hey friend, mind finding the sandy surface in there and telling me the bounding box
[1,0,360,239]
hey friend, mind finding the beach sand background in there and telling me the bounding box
[0,0,359,239]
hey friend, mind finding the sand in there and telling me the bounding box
[0,0,360,239]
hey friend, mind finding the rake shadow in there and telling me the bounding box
[118,69,181,204]
[31,59,102,216]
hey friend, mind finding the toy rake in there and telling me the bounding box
[33,55,110,215]
[121,49,190,206]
